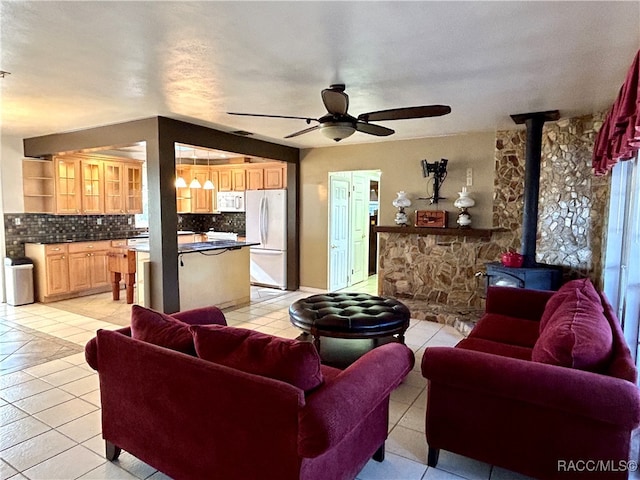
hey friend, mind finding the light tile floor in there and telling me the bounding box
[0,277,575,480]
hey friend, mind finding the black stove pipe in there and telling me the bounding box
[510,110,560,268]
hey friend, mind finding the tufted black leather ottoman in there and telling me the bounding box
[289,292,411,352]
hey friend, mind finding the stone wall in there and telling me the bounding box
[492,112,609,283]
[493,129,527,233]
[378,232,492,309]
[537,113,609,284]
[378,112,609,324]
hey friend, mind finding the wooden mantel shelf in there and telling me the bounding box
[375,225,501,239]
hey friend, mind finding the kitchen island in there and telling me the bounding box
[129,240,258,311]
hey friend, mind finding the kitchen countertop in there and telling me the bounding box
[24,231,246,246]
[25,231,148,244]
[128,240,259,254]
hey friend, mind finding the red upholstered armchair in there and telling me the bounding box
[421,284,640,480]
[86,305,414,480]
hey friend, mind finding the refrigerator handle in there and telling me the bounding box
[263,197,269,244]
[260,197,266,246]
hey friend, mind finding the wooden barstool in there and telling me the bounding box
[107,248,136,304]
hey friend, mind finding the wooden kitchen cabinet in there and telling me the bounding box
[25,243,70,301]
[176,165,192,213]
[191,167,214,213]
[44,245,70,296]
[22,159,56,213]
[26,240,112,302]
[176,166,218,213]
[210,169,219,211]
[217,169,232,191]
[245,163,287,190]
[104,161,124,214]
[68,252,92,291]
[81,159,104,214]
[231,169,246,191]
[217,168,246,191]
[125,163,143,213]
[246,168,264,190]
[55,156,82,214]
[104,161,143,214]
[48,154,141,215]
[264,165,286,189]
[111,239,128,248]
[68,241,110,291]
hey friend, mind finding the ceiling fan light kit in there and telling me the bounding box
[320,122,356,141]
[228,84,451,142]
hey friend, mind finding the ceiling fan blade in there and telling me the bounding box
[358,105,451,122]
[228,112,317,123]
[321,86,349,115]
[284,125,321,139]
[355,122,394,137]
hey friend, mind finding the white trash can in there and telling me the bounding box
[5,257,34,306]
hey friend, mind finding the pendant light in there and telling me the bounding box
[189,149,202,189]
[203,151,215,190]
[175,151,187,188]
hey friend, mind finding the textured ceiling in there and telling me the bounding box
[1,1,639,150]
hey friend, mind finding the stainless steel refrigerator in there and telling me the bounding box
[245,189,287,289]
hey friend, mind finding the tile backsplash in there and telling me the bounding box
[4,214,146,259]
[4,212,246,259]
[178,213,246,236]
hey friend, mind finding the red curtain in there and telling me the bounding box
[593,49,640,176]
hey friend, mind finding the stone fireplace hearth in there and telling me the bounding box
[376,227,516,333]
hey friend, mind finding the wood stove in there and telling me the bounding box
[486,110,563,291]
[485,262,562,290]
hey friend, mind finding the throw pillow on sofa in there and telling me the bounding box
[190,324,324,392]
[532,289,613,371]
[130,305,195,355]
[539,278,602,332]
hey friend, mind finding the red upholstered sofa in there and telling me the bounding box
[85,305,414,480]
[422,280,640,480]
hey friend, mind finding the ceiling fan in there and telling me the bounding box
[228,84,451,142]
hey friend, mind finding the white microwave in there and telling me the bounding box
[217,191,245,212]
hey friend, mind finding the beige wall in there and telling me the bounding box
[299,132,496,289]
[0,135,24,301]
[1,135,25,213]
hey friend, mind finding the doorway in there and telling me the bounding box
[328,170,381,291]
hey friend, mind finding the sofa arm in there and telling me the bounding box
[171,306,227,326]
[85,326,131,370]
[485,286,553,321]
[298,343,415,457]
[422,347,640,428]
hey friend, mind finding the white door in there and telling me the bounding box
[350,172,369,285]
[329,176,350,291]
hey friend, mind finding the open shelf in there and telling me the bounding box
[374,225,501,238]
[23,158,55,213]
